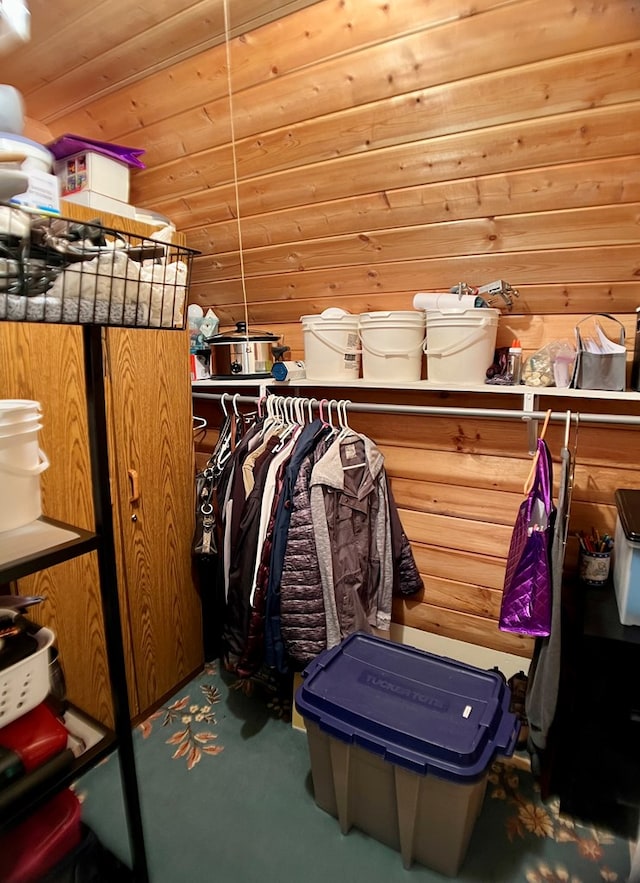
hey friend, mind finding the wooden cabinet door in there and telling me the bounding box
[105,327,203,714]
[0,322,120,726]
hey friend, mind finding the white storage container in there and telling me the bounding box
[423,307,499,384]
[295,633,518,876]
[301,308,360,381]
[0,399,48,532]
[0,609,55,728]
[359,311,425,382]
[55,150,130,201]
[613,488,640,626]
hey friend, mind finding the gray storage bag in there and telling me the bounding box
[570,313,626,391]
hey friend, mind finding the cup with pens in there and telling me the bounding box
[578,528,614,587]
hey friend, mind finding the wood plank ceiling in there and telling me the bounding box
[0,0,320,123]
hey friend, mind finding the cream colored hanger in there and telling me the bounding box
[523,408,552,495]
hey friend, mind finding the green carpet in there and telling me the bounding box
[76,662,631,882]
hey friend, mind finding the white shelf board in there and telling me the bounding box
[192,377,640,402]
[0,519,80,569]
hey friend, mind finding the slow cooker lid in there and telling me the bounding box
[207,321,279,343]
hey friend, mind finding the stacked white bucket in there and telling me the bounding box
[302,299,499,384]
[414,293,500,384]
[0,400,49,532]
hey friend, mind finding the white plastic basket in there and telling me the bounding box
[0,609,54,727]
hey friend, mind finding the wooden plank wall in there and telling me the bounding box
[45,0,640,657]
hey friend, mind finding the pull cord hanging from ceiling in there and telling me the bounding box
[223,0,251,342]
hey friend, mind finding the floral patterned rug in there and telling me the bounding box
[484,762,623,882]
[77,662,632,883]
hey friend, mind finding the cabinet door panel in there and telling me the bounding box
[106,327,203,713]
[0,322,118,726]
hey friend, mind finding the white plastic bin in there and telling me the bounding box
[295,633,518,876]
[0,609,55,728]
[424,308,499,384]
[301,309,360,381]
[359,311,425,381]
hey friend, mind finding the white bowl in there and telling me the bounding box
[0,133,53,173]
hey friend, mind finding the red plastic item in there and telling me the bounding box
[0,789,82,883]
[0,702,68,772]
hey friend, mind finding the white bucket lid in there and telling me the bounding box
[301,307,359,325]
[359,311,425,325]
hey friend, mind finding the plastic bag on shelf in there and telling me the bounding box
[523,340,576,388]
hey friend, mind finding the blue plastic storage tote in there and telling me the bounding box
[295,632,518,876]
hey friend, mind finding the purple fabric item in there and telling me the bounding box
[499,438,555,637]
[46,134,146,168]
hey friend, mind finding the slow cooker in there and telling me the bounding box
[205,321,284,378]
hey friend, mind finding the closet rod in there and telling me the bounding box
[192,392,640,427]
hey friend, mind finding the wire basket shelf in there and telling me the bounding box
[0,204,199,329]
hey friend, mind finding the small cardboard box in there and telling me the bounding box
[60,190,135,218]
[54,151,130,202]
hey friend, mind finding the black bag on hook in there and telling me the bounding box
[192,464,218,559]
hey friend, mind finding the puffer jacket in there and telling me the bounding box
[279,434,334,665]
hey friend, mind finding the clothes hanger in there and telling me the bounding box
[277,397,299,445]
[523,408,552,495]
[335,399,352,441]
[318,398,330,427]
[193,415,207,431]
[307,397,317,423]
[260,394,280,436]
[558,409,575,548]
[326,399,336,432]
[563,409,571,450]
[294,397,306,425]
[336,399,365,470]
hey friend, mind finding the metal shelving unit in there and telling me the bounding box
[0,206,198,881]
[0,326,149,881]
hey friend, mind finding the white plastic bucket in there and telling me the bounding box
[0,399,41,425]
[0,423,44,466]
[301,310,361,381]
[423,308,500,384]
[359,311,426,381]
[0,414,49,532]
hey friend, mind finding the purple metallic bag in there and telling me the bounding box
[499,438,555,637]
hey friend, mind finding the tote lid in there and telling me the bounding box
[295,632,518,782]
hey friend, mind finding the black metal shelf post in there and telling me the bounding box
[83,325,149,883]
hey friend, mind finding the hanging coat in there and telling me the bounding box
[309,431,393,646]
